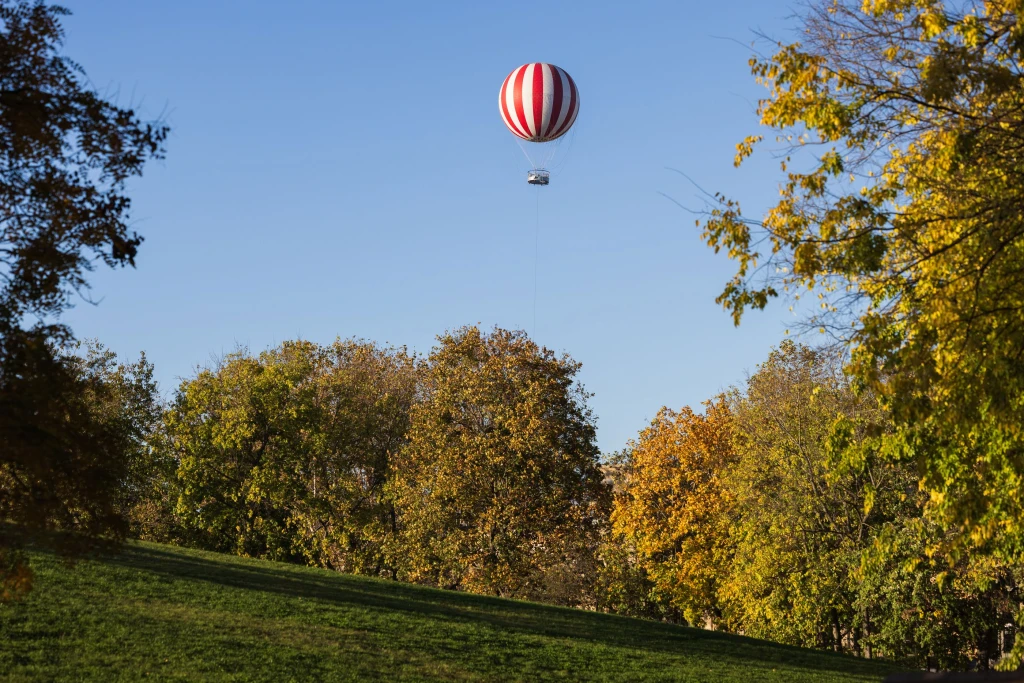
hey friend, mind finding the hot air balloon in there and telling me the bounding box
[499,63,580,185]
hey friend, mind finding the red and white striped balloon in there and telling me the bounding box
[499,63,579,143]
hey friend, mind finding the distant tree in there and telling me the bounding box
[721,342,903,653]
[288,340,420,575]
[69,341,163,528]
[595,447,680,622]
[167,344,312,560]
[603,341,1017,668]
[608,399,735,628]
[0,0,167,598]
[389,326,609,604]
[167,340,418,574]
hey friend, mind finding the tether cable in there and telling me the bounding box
[533,185,540,336]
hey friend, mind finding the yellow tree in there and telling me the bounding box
[721,342,901,653]
[388,326,609,604]
[610,398,736,628]
[698,1,1024,662]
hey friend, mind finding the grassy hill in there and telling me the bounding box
[0,541,903,682]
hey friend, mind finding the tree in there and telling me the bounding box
[169,344,311,560]
[0,340,161,599]
[608,399,735,628]
[68,341,163,531]
[722,342,906,653]
[604,341,1015,667]
[0,1,167,598]
[698,0,1024,663]
[595,448,681,622]
[286,339,420,575]
[856,518,1020,670]
[167,339,418,574]
[0,2,167,328]
[388,326,609,604]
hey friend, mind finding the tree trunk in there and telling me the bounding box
[831,608,842,654]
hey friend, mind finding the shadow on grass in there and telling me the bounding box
[93,542,895,678]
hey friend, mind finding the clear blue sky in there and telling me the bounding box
[61,0,803,453]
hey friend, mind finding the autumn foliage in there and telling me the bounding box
[153,327,608,605]
[389,327,608,603]
[5,0,1024,675]
[609,399,735,628]
[0,0,166,599]
[605,341,1019,669]
[164,339,418,574]
[699,0,1024,618]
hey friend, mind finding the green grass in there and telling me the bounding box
[0,541,903,682]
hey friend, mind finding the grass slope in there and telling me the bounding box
[0,542,902,682]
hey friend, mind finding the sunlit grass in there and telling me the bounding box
[0,541,902,682]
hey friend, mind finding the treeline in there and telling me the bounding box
[601,342,1018,671]
[65,328,1016,671]
[130,327,607,606]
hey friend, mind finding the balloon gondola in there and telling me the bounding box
[526,170,550,186]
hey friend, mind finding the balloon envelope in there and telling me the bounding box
[499,63,579,143]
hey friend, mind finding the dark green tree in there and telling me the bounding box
[0,1,168,598]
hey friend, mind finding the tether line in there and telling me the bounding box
[533,186,540,336]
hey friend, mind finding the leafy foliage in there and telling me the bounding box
[608,399,735,628]
[0,1,167,326]
[606,341,1018,669]
[697,0,1024,666]
[720,342,904,653]
[0,339,159,599]
[167,339,419,574]
[856,519,1020,670]
[0,0,167,598]
[389,326,608,604]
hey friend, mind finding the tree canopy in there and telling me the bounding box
[609,398,735,628]
[698,0,1024,646]
[167,340,419,574]
[0,0,167,598]
[389,326,609,604]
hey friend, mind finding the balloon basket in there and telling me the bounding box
[527,169,550,186]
